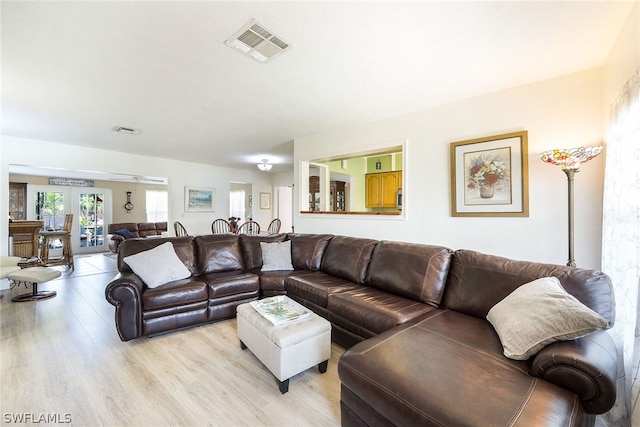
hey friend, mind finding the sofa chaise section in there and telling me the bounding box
[337,249,617,427]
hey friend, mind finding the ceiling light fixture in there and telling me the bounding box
[257,159,273,171]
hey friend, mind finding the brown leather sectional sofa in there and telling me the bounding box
[105,233,617,427]
[106,221,168,253]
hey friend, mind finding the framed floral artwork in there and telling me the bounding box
[259,192,271,210]
[184,186,215,212]
[450,131,529,217]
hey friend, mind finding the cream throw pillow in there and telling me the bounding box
[260,241,294,271]
[486,277,608,360]
[123,241,191,288]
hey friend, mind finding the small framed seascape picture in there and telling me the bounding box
[185,186,215,212]
[450,131,529,217]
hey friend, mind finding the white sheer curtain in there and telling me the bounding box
[599,67,640,427]
[229,190,246,220]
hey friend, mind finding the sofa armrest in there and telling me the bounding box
[107,234,125,253]
[530,329,617,414]
[104,272,145,341]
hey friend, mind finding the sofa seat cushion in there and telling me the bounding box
[338,309,587,426]
[256,270,312,294]
[142,277,208,311]
[328,287,437,336]
[201,271,259,298]
[285,271,360,308]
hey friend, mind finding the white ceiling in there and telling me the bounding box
[2,1,635,173]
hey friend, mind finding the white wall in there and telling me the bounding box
[603,2,639,112]
[294,68,606,269]
[1,136,276,249]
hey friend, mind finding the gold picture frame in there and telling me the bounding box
[450,131,529,217]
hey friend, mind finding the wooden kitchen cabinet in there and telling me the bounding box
[365,171,402,208]
[9,182,27,220]
[309,176,320,211]
[330,181,346,211]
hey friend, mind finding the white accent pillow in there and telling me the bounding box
[486,276,608,360]
[260,240,294,271]
[123,242,191,288]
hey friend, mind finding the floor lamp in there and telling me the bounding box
[540,146,603,267]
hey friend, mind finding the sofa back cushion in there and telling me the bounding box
[108,222,140,238]
[137,222,159,237]
[195,234,245,274]
[321,236,378,284]
[288,234,334,271]
[366,241,453,307]
[239,233,288,269]
[443,249,615,326]
[117,236,198,276]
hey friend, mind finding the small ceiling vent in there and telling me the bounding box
[225,19,291,64]
[112,125,142,135]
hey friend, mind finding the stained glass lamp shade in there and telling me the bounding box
[540,146,603,170]
[540,146,603,267]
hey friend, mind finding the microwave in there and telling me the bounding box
[396,189,402,210]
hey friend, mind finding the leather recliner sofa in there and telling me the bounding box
[104,233,617,427]
[106,221,168,253]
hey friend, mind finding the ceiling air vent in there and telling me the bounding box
[225,19,291,64]
[112,125,142,135]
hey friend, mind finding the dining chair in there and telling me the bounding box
[237,220,261,235]
[211,219,232,234]
[267,218,282,234]
[173,221,189,237]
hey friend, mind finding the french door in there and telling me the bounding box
[28,185,112,254]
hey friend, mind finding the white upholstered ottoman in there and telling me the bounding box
[236,297,331,393]
[8,267,61,302]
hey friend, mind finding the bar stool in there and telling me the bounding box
[40,214,74,271]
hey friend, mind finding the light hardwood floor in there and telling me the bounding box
[0,254,343,426]
[2,253,639,426]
